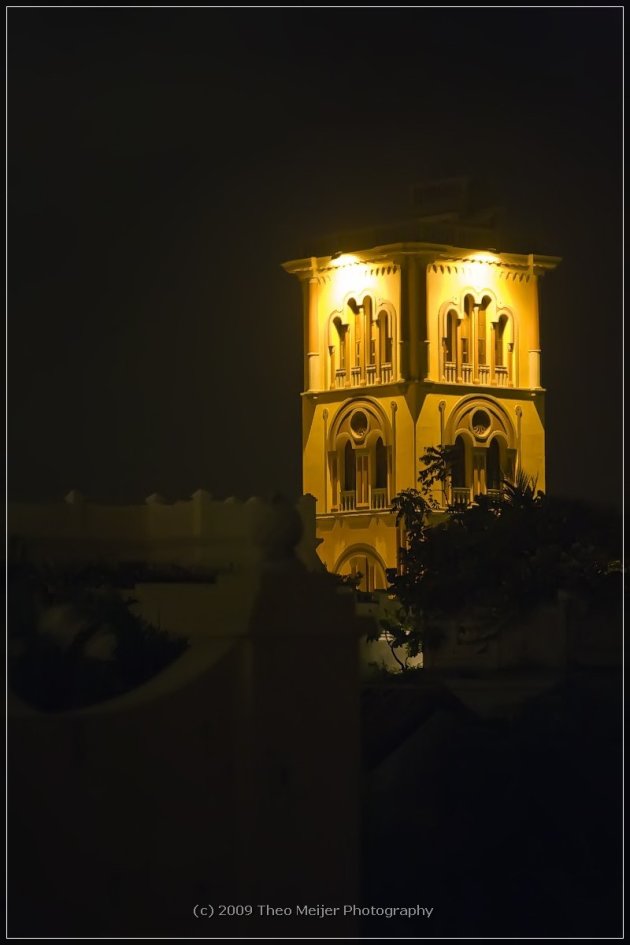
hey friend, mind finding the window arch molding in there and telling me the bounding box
[493,307,517,386]
[445,394,516,449]
[438,288,518,387]
[327,294,398,388]
[334,543,389,592]
[443,395,517,503]
[486,430,511,490]
[328,397,392,451]
[328,398,393,513]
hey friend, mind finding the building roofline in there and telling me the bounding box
[282,243,561,279]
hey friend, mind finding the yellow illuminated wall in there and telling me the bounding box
[283,243,560,589]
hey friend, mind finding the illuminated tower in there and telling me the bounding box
[282,202,560,590]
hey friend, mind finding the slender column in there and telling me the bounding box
[406,257,421,380]
[529,273,542,389]
[390,401,398,500]
[361,298,370,385]
[439,401,446,506]
[322,409,329,514]
[414,256,429,380]
[456,318,463,383]
[471,305,478,383]
[529,350,541,389]
[307,277,320,391]
[398,260,410,380]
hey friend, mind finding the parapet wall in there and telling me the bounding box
[8,489,324,573]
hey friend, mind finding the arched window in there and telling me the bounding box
[344,440,355,491]
[378,310,392,364]
[495,313,507,368]
[446,309,457,363]
[333,317,347,372]
[366,297,376,367]
[337,548,388,593]
[375,437,387,489]
[460,313,470,365]
[476,298,489,366]
[348,297,361,370]
[331,404,391,512]
[487,438,501,491]
[452,435,466,488]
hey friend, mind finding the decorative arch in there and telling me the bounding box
[493,307,516,386]
[375,300,397,381]
[334,543,389,592]
[444,395,517,504]
[328,398,393,513]
[327,292,398,389]
[436,287,519,387]
[445,394,516,448]
[328,397,392,450]
[327,312,350,387]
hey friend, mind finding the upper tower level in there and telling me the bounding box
[283,243,560,396]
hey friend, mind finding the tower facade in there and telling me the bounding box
[283,236,559,590]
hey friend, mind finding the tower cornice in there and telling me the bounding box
[282,243,561,281]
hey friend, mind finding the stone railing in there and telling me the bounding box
[478,364,490,384]
[371,488,388,510]
[444,361,456,383]
[495,365,509,387]
[451,487,472,508]
[340,491,356,512]
[8,490,324,573]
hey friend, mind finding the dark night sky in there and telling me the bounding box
[8,8,623,509]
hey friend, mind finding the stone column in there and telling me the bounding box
[306,277,320,391]
[390,401,397,499]
[398,259,410,380]
[529,274,542,389]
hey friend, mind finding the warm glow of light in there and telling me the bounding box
[330,253,360,268]
[464,251,500,265]
[329,254,377,297]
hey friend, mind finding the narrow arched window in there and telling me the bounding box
[477,300,488,366]
[378,310,392,364]
[495,314,507,368]
[446,309,457,363]
[344,440,355,491]
[365,297,376,366]
[460,313,470,365]
[334,317,347,372]
[375,437,387,489]
[487,438,501,491]
[452,436,466,488]
[349,297,362,369]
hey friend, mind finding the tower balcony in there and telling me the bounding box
[448,486,503,509]
[330,362,396,390]
[337,488,390,514]
[440,361,513,388]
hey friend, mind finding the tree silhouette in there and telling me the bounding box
[376,446,621,663]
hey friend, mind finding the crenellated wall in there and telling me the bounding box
[8,490,324,573]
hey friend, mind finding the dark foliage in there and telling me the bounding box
[8,560,189,712]
[384,446,622,658]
